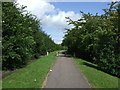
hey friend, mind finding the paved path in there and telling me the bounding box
[45,51,91,88]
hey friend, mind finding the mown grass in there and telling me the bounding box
[73,58,119,88]
[2,51,58,88]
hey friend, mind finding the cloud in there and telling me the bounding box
[42,11,80,28]
[17,0,55,18]
[17,0,81,27]
[16,0,81,44]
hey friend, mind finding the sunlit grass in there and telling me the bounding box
[2,51,58,88]
[73,58,119,88]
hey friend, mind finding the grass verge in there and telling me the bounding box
[73,58,119,88]
[2,51,58,88]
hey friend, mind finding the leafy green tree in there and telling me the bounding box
[2,2,63,70]
[63,2,120,77]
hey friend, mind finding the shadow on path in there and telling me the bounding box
[58,50,71,57]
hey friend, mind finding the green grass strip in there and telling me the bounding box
[2,51,58,88]
[73,58,119,88]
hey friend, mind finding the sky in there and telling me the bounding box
[16,0,112,44]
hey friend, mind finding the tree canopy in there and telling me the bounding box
[62,2,120,77]
[2,2,63,70]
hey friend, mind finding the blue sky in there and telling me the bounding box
[46,2,110,44]
[50,2,109,15]
[17,0,110,44]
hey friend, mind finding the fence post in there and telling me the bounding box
[47,52,49,56]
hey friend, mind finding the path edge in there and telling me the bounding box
[72,57,92,88]
[41,55,58,88]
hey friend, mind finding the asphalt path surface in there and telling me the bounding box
[45,51,91,88]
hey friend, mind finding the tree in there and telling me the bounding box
[2,2,63,70]
[63,2,120,77]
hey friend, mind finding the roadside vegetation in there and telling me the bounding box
[62,2,120,77]
[2,51,58,88]
[2,2,63,70]
[73,58,118,88]
[2,1,119,89]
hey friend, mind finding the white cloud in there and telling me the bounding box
[42,11,80,28]
[17,0,55,18]
[16,0,81,44]
[17,0,81,27]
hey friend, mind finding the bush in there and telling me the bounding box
[62,2,120,77]
[2,2,63,70]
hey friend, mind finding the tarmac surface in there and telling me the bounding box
[45,51,91,88]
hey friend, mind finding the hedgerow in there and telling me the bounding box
[62,2,120,77]
[2,2,62,70]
